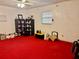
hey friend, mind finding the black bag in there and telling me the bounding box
[72,40,79,59]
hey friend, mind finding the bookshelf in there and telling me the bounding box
[15,15,34,36]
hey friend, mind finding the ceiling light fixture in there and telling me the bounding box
[22,0,26,2]
[17,3,25,8]
[16,0,37,8]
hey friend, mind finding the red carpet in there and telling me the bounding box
[0,36,74,59]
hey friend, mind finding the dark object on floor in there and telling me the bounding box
[72,40,79,59]
[35,33,44,39]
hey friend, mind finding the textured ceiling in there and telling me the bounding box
[0,0,69,9]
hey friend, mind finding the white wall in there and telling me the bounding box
[0,6,27,34]
[24,0,79,42]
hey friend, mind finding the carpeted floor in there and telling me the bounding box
[0,36,74,59]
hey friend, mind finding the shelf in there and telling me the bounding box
[15,18,34,36]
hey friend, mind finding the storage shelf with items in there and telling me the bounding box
[15,14,34,36]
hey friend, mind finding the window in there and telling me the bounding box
[41,11,53,24]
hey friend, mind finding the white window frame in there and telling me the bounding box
[41,11,53,24]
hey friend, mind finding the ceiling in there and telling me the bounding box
[0,0,69,9]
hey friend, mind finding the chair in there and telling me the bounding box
[51,31,58,40]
